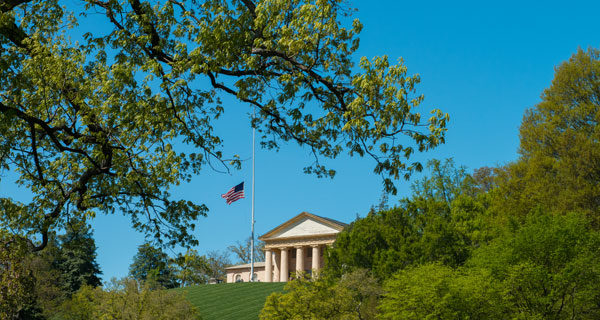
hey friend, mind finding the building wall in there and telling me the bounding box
[225,250,321,283]
[226,267,266,283]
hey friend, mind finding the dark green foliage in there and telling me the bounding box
[469,212,600,319]
[379,212,600,319]
[129,243,178,289]
[0,232,45,320]
[27,233,67,317]
[326,207,419,280]
[326,159,490,279]
[1,223,102,318]
[57,219,102,294]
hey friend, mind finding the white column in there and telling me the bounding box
[280,248,289,282]
[311,245,320,273]
[265,249,272,282]
[273,250,280,282]
[296,246,304,275]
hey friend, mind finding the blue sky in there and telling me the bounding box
[2,0,599,282]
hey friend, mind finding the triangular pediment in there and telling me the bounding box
[259,212,346,241]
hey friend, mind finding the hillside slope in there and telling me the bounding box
[180,282,286,320]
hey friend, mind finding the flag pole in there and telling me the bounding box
[250,106,255,281]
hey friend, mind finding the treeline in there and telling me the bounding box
[127,236,265,288]
[260,48,600,319]
[52,243,233,320]
[0,219,105,319]
[0,222,267,319]
[0,219,203,320]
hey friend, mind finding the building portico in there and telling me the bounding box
[258,212,346,282]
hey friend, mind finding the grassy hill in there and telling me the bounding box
[179,282,286,320]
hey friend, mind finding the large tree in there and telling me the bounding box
[129,242,178,288]
[379,212,600,319]
[0,0,448,252]
[261,269,381,320]
[57,219,102,294]
[0,232,44,320]
[497,48,600,222]
[172,248,209,286]
[325,159,487,280]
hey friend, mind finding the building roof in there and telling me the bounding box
[314,214,347,227]
[258,211,347,241]
[225,261,266,270]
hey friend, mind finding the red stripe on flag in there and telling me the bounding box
[222,183,244,204]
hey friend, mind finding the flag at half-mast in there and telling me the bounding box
[221,182,245,204]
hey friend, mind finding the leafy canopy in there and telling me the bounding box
[260,269,381,320]
[497,47,600,222]
[57,278,201,320]
[129,242,178,289]
[379,212,600,320]
[325,159,489,280]
[0,232,44,320]
[0,0,447,251]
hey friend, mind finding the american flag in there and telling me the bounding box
[221,182,245,204]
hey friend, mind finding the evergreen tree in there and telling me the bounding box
[58,219,102,294]
[129,243,178,289]
[28,232,66,317]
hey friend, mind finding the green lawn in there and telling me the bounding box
[179,282,286,320]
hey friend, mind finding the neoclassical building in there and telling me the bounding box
[225,212,346,283]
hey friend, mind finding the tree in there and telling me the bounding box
[8,222,103,318]
[325,207,420,280]
[26,232,67,317]
[129,243,178,288]
[0,0,448,253]
[379,212,600,319]
[0,232,44,320]
[0,223,102,318]
[172,249,209,287]
[227,237,265,264]
[468,212,600,319]
[57,278,200,320]
[260,269,381,320]
[410,158,476,207]
[498,47,600,223]
[204,250,231,282]
[57,218,102,294]
[379,263,508,320]
[471,166,500,194]
[326,159,488,279]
